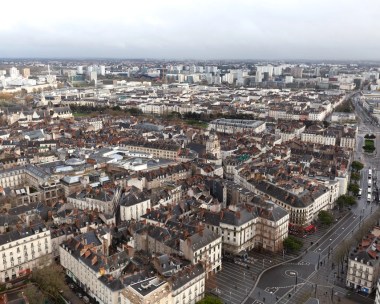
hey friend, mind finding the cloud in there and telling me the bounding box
[1,0,380,60]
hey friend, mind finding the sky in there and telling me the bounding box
[1,0,380,60]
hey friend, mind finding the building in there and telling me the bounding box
[122,263,205,304]
[346,228,380,294]
[60,230,127,304]
[235,177,336,227]
[134,224,222,276]
[375,278,380,304]
[8,67,19,79]
[120,140,180,160]
[22,68,30,78]
[67,187,121,215]
[119,188,151,221]
[200,207,257,255]
[0,223,52,282]
[252,201,289,252]
[291,67,303,78]
[208,119,266,134]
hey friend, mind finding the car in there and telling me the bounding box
[77,293,83,299]
[69,284,75,289]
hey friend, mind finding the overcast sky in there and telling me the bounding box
[1,0,379,60]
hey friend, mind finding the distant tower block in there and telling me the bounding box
[206,132,221,159]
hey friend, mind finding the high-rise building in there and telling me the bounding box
[291,67,303,78]
[77,66,83,75]
[99,65,106,76]
[9,67,19,78]
[22,68,30,78]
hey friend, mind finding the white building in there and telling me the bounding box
[119,188,151,221]
[208,119,266,134]
[346,232,380,295]
[0,224,52,282]
[60,230,128,304]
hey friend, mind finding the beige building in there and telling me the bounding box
[22,68,30,78]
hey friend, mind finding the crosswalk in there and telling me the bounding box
[206,250,299,304]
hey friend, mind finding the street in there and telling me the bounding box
[242,92,380,304]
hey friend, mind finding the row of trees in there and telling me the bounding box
[69,104,143,116]
[333,209,380,277]
[348,161,364,196]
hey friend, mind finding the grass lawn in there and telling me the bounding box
[363,139,375,152]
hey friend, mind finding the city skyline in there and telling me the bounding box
[1,0,380,61]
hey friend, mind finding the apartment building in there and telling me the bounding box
[134,224,222,276]
[180,228,222,275]
[122,263,205,304]
[200,208,257,255]
[120,140,180,160]
[60,230,127,304]
[0,224,52,282]
[252,201,289,252]
[67,187,122,215]
[119,187,151,221]
[0,166,61,205]
[235,177,334,226]
[346,230,380,294]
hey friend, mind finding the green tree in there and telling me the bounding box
[318,210,334,226]
[283,236,303,252]
[336,195,356,208]
[351,172,360,181]
[348,183,360,196]
[197,295,223,304]
[351,161,364,172]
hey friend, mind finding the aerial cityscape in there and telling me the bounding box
[1,1,380,304]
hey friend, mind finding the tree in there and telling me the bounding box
[318,210,334,226]
[283,236,303,252]
[348,183,360,196]
[364,134,376,139]
[197,295,223,304]
[336,195,356,209]
[20,285,47,304]
[350,172,360,181]
[31,263,67,302]
[351,161,364,172]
